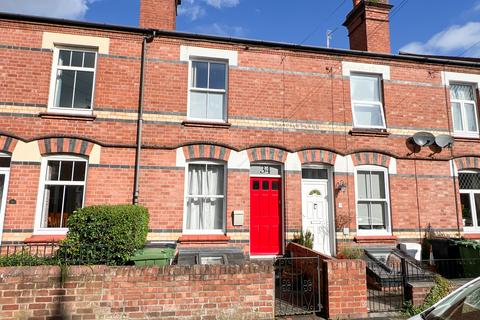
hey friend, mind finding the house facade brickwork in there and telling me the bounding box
[0,0,479,257]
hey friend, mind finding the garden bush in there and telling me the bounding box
[0,252,58,267]
[59,205,149,265]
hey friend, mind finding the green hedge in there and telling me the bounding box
[60,205,149,265]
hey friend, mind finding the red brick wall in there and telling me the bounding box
[140,0,178,30]
[325,259,368,319]
[0,264,274,319]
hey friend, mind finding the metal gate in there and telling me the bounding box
[274,256,322,317]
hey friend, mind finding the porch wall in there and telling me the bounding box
[0,264,275,320]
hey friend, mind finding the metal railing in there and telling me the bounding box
[274,256,322,317]
[0,243,172,266]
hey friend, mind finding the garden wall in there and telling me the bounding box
[0,264,274,320]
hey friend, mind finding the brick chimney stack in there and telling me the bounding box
[343,0,393,53]
[140,0,181,30]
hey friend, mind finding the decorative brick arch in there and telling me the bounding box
[0,136,19,155]
[298,149,337,165]
[37,138,96,156]
[247,147,288,163]
[454,157,480,170]
[352,152,391,168]
[183,144,231,161]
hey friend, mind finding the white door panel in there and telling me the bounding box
[302,180,331,256]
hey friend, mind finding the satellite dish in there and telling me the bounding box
[435,134,454,148]
[412,132,435,147]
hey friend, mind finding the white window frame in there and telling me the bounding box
[450,83,479,138]
[350,73,387,129]
[187,59,228,123]
[34,155,88,235]
[354,165,392,236]
[47,46,98,115]
[0,154,11,246]
[183,160,227,235]
[459,170,480,232]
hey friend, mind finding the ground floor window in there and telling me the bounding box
[37,156,87,229]
[184,162,225,233]
[459,171,480,230]
[355,166,391,234]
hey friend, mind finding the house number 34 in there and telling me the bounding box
[260,166,271,174]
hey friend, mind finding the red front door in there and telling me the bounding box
[250,177,282,255]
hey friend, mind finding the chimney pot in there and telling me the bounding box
[140,0,180,30]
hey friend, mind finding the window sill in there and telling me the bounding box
[463,233,480,239]
[39,112,96,121]
[349,128,390,137]
[24,235,66,243]
[454,136,480,143]
[178,234,230,243]
[354,235,397,243]
[182,120,231,129]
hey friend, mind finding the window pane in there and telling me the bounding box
[73,162,86,181]
[54,70,75,108]
[205,165,224,196]
[192,61,208,88]
[371,202,386,227]
[262,181,269,190]
[459,173,480,190]
[302,168,328,180]
[253,180,260,190]
[83,52,96,68]
[58,50,71,66]
[47,161,60,181]
[71,51,84,67]
[357,202,370,229]
[186,197,224,230]
[351,75,380,101]
[73,71,94,109]
[370,171,385,199]
[60,161,74,181]
[190,91,207,119]
[461,193,474,227]
[207,93,225,120]
[357,171,369,199]
[209,63,226,89]
[0,157,11,168]
[452,102,464,131]
[464,103,478,132]
[475,194,480,227]
[63,186,84,227]
[272,181,279,190]
[0,175,5,210]
[43,185,64,228]
[451,84,475,101]
[354,104,384,127]
[188,164,205,195]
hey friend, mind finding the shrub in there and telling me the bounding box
[292,230,314,249]
[337,245,364,259]
[402,275,451,317]
[60,205,149,265]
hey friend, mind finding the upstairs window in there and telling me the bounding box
[451,84,478,137]
[188,60,227,122]
[350,74,386,129]
[355,166,391,234]
[49,48,97,113]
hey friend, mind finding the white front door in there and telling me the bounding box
[0,169,10,245]
[302,179,331,256]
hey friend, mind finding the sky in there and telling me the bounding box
[1,0,480,57]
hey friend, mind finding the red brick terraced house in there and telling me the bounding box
[1,0,480,260]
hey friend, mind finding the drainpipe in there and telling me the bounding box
[133,31,155,205]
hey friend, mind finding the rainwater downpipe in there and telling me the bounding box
[133,31,155,205]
